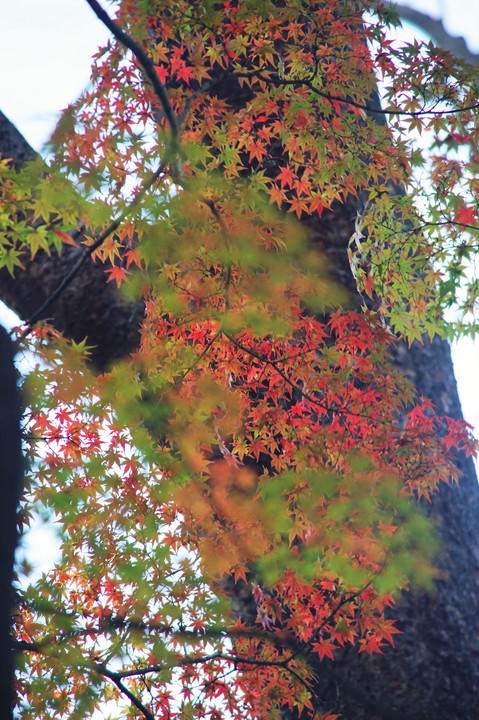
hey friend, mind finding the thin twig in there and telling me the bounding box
[22,161,165,337]
[232,69,479,118]
[164,330,222,394]
[98,665,156,720]
[222,330,377,421]
[85,0,178,136]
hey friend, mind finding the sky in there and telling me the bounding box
[1,0,479,434]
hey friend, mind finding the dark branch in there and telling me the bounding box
[0,111,144,370]
[232,70,479,117]
[99,666,156,720]
[22,160,165,336]
[85,0,178,136]
[0,326,22,720]
[394,3,479,65]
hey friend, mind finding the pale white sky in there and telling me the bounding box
[0,0,110,149]
[415,0,479,50]
[0,0,479,436]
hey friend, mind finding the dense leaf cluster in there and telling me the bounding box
[3,1,478,718]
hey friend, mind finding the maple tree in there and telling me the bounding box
[2,0,479,718]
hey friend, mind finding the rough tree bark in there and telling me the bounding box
[0,113,143,370]
[0,323,23,720]
[1,24,479,716]
[306,220,479,718]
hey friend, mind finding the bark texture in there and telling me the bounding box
[309,302,479,720]
[0,112,144,371]
[0,325,23,720]
[288,194,479,719]
[2,62,479,718]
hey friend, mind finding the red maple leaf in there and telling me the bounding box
[454,205,477,229]
[105,265,130,287]
[154,64,168,84]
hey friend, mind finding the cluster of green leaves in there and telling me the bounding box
[0,158,85,273]
[360,5,479,336]
[3,1,479,719]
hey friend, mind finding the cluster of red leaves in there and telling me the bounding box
[19,309,474,719]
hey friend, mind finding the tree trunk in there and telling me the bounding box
[0,324,23,720]
[2,61,479,719]
[310,333,479,720]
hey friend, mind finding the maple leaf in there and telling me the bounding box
[311,638,336,661]
[105,265,130,287]
[359,634,386,655]
[9,2,479,718]
[276,165,296,188]
[54,229,78,247]
[269,183,286,208]
[454,204,477,229]
[154,64,169,84]
[123,247,142,269]
[308,194,325,216]
[176,62,195,85]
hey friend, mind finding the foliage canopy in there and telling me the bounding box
[3,1,479,718]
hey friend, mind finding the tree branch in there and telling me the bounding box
[232,69,479,117]
[85,0,178,136]
[0,111,144,370]
[394,3,479,65]
[98,666,156,720]
[22,159,165,336]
